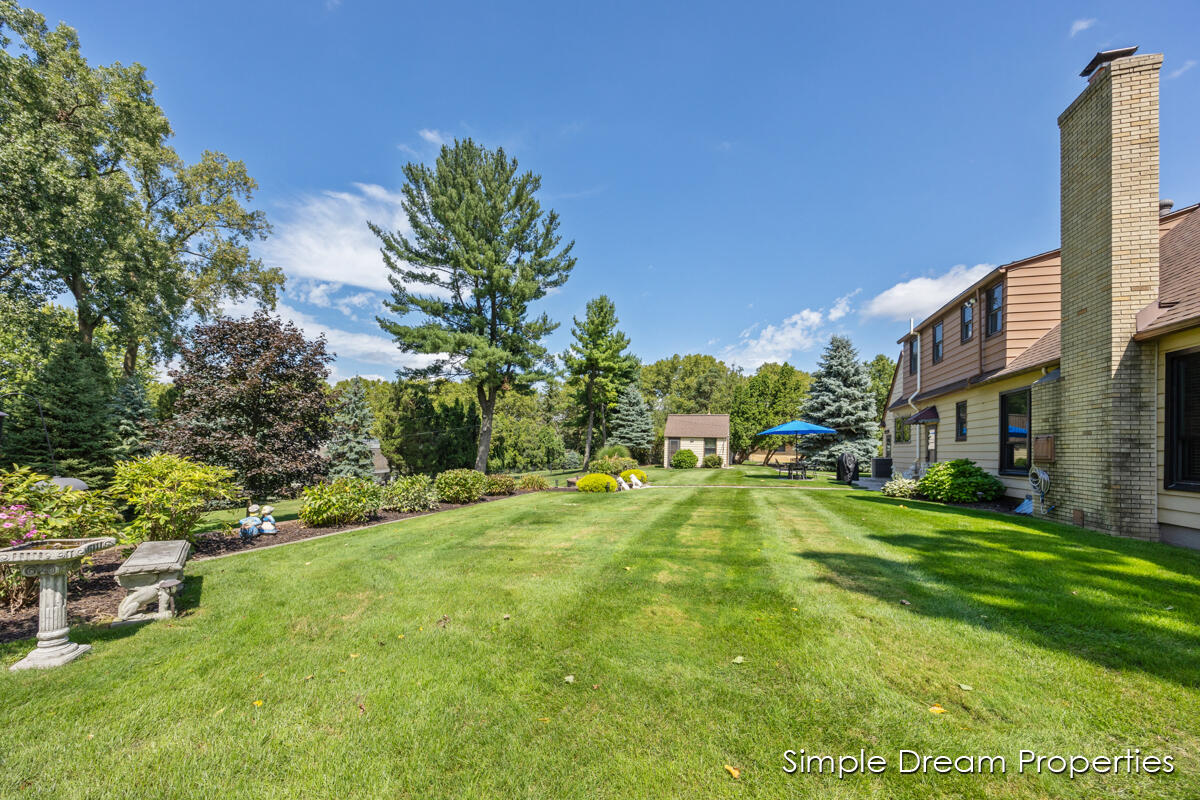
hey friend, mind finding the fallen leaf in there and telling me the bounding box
[349,653,360,659]
[419,626,423,631]
[356,695,366,716]
[724,764,741,779]
[958,683,974,692]
[624,566,631,571]
[900,599,911,606]
[87,733,94,739]
[592,684,599,689]
[538,717,550,723]
[253,700,263,707]
[1166,605,1174,611]
[502,614,511,620]
[258,672,265,678]
[304,562,311,566]
[398,634,405,639]
[437,615,450,628]
[791,607,798,611]
[731,656,745,664]
[213,706,227,717]
[929,704,946,714]
[564,675,575,684]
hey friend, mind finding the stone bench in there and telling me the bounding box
[113,540,191,625]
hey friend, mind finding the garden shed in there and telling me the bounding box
[663,414,730,468]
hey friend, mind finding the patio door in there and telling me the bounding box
[925,425,937,463]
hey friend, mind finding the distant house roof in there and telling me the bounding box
[664,414,730,438]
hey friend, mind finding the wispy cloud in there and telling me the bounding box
[827,288,861,321]
[289,280,381,320]
[1169,59,1197,79]
[259,182,407,293]
[723,308,825,369]
[418,128,446,145]
[861,264,994,322]
[1069,18,1096,37]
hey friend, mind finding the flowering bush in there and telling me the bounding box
[483,473,517,496]
[381,474,439,513]
[299,478,382,527]
[435,469,487,504]
[0,466,121,609]
[517,474,551,491]
[577,473,617,493]
[619,469,648,484]
[670,449,698,469]
[108,454,240,543]
[881,476,920,498]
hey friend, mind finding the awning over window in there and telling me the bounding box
[905,406,940,425]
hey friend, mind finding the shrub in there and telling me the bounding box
[594,443,630,460]
[670,449,698,469]
[619,468,648,484]
[435,468,487,504]
[381,474,439,513]
[108,454,240,543]
[577,473,617,493]
[299,478,382,527]
[702,453,723,469]
[483,473,517,496]
[589,456,637,476]
[1,466,122,610]
[563,450,582,470]
[881,476,920,498]
[917,459,1006,503]
[517,473,551,491]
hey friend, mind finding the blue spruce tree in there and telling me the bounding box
[798,336,880,470]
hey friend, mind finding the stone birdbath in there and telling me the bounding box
[0,537,116,671]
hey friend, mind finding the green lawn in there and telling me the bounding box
[3,487,1199,799]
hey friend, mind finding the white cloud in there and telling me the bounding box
[1169,59,1197,79]
[861,264,994,322]
[723,308,825,369]
[827,288,861,321]
[1069,18,1096,37]
[418,128,446,145]
[289,281,382,320]
[259,182,406,293]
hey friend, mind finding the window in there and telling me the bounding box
[955,401,967,441]
[1166,349,1200,491]
[925,425,937,463]
[961,302,974,342]
[895,418,911,443]
[999,388,1030,474]
[885,431,893,458]
[667,437,680,459]
[908,338,918,375]
[932,322,944,364]
[986,282,1003,335]
[704,438,717,457]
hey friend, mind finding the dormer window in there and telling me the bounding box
[908,338,918,375]
[932,321,944,364]
[986,282,1004,335]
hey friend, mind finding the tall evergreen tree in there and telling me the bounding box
[111,375,153,460]
[561,296,635,466]
[798,336,880,469]
[608,383,654,463]
[327,378,376,480]
[0,338,118,487]
[371,139,575,472]
[378,381,479,476]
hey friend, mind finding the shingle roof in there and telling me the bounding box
[1137,208,1200,338]
[663,414,730,438]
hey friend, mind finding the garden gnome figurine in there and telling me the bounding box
[239,504,263,539]
[260,505,277,535]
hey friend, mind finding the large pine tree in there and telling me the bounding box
[798,336,879,469]
[327,378,376,480]
[608,383,654,463]
[0,338,118,487]
[561,296,635,466]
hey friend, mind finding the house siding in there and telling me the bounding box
[665,437,729,468]
[1156,326,1200,538]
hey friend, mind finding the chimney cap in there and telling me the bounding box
[1080,46,1139,77]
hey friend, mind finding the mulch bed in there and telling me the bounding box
[0,490,564,645]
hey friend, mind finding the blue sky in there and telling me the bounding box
[36,0,1200,381]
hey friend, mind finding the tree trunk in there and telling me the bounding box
[122,341,140,378]
[474,384,498,473]
[600,403,608,446]
[582,381,595,467]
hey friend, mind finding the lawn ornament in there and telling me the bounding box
[239,504,263,539]
[260,505,277,534]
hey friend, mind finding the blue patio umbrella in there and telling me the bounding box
[757,419,836,436]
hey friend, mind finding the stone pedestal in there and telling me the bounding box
[113,540,191,624]
[11,561,91,671]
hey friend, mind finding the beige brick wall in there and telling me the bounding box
[1055,54,1162,539]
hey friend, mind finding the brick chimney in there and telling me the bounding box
[1055,49,1162,539]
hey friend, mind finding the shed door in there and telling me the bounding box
[667,437,681,459]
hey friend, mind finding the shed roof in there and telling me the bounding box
[664,414,730,438]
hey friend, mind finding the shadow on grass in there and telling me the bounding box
[799,495,1200,687]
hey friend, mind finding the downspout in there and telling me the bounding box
[975,286,984,377]
[906,320,922,474]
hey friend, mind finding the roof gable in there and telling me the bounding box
[663,414,730,438]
